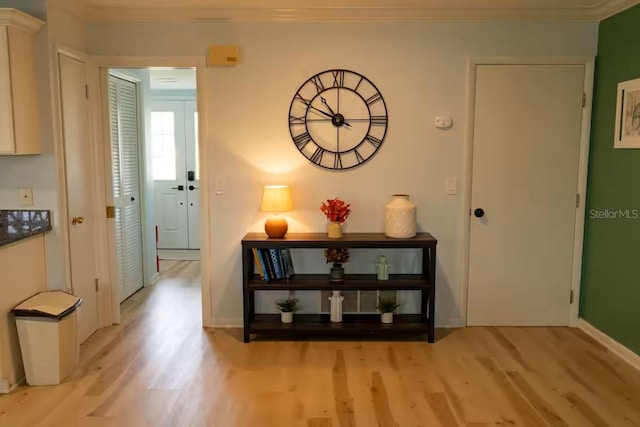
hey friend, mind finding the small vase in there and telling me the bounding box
[329,290,344,322]
[281,312,293,323]
[384,194,417,238]
[381,313,394,324]
[330,263,344,282]
[327,222,343,238]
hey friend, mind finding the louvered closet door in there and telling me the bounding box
[109,75,144,302]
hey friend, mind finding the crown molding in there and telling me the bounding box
[47,0,640,23]
[0,8,45,33]
[595,0,640,20]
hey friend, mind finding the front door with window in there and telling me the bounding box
[152,100,199,249]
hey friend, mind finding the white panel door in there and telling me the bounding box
[58,54,99,343]
[152,99,199,250]
[151,100,193,249]
[185,100,200,250]
[109,75,144,302]
[467,64,584,326]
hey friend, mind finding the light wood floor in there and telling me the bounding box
[1,260,639,426]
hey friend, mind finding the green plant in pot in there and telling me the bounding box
[377,297,401,324]
[325,248,350,282]
[275,297,299,323]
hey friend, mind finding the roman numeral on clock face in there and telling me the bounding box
[334,152,343,169]
[331,70,345,87]
[371,116,387,126]
[310,147,325,165]
[293,132,312,149]
[365,134,382,148]
[366,93,382,106]
[311,76,325,93]
[289,115,306,125]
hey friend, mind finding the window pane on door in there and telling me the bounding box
[151,111,176,180]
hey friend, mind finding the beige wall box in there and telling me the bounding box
[208,45,239,66]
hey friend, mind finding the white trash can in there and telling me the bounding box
[12,291,82,386]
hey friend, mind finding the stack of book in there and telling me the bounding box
[252,248,295,282]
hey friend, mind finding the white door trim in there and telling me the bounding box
[461,56,594,327]
[90,55,213,328]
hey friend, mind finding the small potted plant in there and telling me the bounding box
[275,297,299,323]
[320,198,351,238]
[377,297,401,324]
[325,248,350,282]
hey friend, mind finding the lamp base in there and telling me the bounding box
[265,216,288,238]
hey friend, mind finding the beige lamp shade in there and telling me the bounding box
[260,185,293,213]
[260,185,292,238]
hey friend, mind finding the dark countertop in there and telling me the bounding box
[0,210,52,248]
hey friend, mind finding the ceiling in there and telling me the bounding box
[149,69,197,91]
[52,0,640,22]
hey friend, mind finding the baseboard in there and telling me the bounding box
[158,249,200,261]
[149,272,160,285]
[0,376,24,394]
[577,319,640,372]
[437,318,465,328]
[211,317,243,328]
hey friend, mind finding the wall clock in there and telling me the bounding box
[288,69,388,170]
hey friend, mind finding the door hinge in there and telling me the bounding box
[582,93,586,108]
[570,290,574,304]
[576,194,580,208]
[106,205,115,219]
[85,84,89,99]
[95,278,99,292]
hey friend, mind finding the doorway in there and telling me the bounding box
[151,97,200,251]
[105,67,201,310]
[466,63,587,326]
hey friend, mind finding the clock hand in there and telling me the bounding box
[321,97,336,115]
[320,96,352,128]
[297,95,351,127]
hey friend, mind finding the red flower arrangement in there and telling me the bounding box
[320,198,351,224]
[325,248,350,265]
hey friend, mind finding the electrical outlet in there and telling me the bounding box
[19,188,33,206]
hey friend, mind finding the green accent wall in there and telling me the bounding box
[581,4,640,355]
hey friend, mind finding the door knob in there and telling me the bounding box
[188,185,199,191]
[171,185,185,191]
[473,208,485,218]
[71,216,84,225]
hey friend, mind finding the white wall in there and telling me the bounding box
[88,20,598,326]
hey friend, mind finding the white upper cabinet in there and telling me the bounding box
[0,9,43,155]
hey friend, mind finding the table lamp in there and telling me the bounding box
[260,185,293,238]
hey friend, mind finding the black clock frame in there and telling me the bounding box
[288,69,388,170]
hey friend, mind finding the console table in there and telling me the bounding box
[241,232,437,343]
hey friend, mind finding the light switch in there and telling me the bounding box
[19,187,33,206]
[445,178,457,195]
[215,178,226,195]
